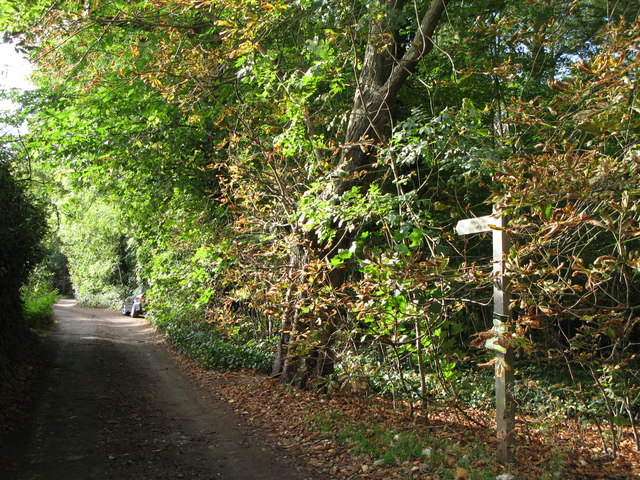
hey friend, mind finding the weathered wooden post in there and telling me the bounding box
[456,212,515,464]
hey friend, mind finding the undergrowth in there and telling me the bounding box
[21,286,58,329]
[76,287,125,310]
[156,319,275,373]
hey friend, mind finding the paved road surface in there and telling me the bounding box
[0,300,316,480]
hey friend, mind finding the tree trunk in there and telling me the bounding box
[328,0,450,198]
[275,0,451,387]
[271,239,339,389]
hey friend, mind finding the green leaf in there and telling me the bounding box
[394,244,410,255]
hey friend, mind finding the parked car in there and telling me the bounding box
[121,286,147,318]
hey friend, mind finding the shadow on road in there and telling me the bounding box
[0,302,316,480]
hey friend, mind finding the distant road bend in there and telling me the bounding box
[0,299,316,480]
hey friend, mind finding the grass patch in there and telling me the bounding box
[22,288,58,329]
[334,423,425,464]
[311,409,569,479]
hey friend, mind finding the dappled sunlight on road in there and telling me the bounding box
[53,300,160,345]
[54,299,77,308]
[1,301,312,480]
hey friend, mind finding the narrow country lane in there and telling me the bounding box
[0,300,317,480]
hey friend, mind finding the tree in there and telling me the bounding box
[0,154,47,368]
[493,17,640,454]
[330,0,450,196]
[265,0,453,385]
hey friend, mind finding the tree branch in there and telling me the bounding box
[386,0,450,94]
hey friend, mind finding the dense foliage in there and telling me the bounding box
[0,155,47,371]
[2,0,638,460]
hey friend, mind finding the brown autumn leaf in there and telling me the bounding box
[455,467,470,480]
[478,357,499,368]
[538,305,558,316]
[470,329,496,348]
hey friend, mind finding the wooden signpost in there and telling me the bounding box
[456,213,515,465]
